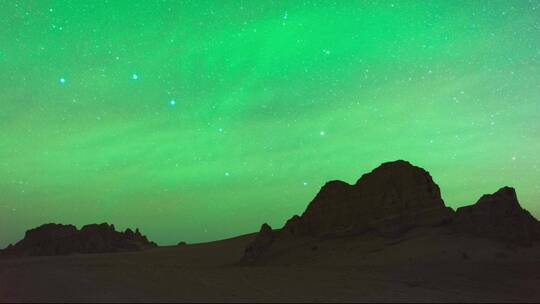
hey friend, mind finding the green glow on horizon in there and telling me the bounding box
[1,1,539,246]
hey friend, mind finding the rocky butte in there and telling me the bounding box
[243,160,540,262]
[0,223,156,258]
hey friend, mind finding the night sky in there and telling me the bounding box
[1,1,539,247]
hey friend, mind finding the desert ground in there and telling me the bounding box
[1,226,539,303]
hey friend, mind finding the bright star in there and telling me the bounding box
[170,100,176,106]
[225,172,230,177]
[132,73,139,80]
[320,131,325,136]
[59,77,66,84]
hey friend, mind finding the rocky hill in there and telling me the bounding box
[455,186,540,245]
[282,160,453,238]
[243,160,540,262]
[0,223,156,258]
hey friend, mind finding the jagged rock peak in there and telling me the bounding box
[259,223,273,234]
[476,186,519,208]
[455,186,539,245]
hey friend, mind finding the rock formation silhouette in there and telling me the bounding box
[455,186,540,245]
[242,223,275,262]
[3,160,538,262]
[244,160,540,262]
[283,160,453,237]
[0,223,156,258]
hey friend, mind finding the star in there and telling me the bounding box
[170,100,176,106]
[132,73,139,80]
[59,77,66,84]
[303,182,308,186]
[320,131,325,136]
[225,172,230,177]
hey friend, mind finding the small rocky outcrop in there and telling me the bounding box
[455,187,540,245]
[284,160,454,237]
[0,223,157,258]
[242,223,275,263]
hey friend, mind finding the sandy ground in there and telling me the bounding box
[1,227,539,303]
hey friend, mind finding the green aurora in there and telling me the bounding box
[1,1,539,246]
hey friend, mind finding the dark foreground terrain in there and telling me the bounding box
[1,227,539,303]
